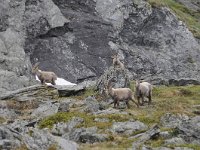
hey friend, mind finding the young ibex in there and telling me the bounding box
[32,62,57,85]
[105,77,139,108]
[111,53,125,70]
[135,80,152,105]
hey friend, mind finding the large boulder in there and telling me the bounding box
[160,113,189,128]
[177,116,200,145]
[0,126,21,150]
[31,102,59,119]
[111,121,148,135]
[83,96,100,113]
[25,0,200,86]
[63,127,108,143]
[51,117,84,136]
[1,0,200,93]
[0,0,36,94]
[23,128,78,150]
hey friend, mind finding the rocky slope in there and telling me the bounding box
[0,0,200,94]
[0,83,200,150]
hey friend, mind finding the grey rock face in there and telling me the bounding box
[96,66,130,95]
[164,137,186,145]
[84,96,100,113]
[24,129,51,149]
[63,127,108,143]
[159,131,172,139]
[24,0,200,87]
[1,0,200,93]
[0,0,35,94]
[0,101,17,120]
[168,78,200,86]
[31,102,59,118]
[96,0,200,83]
[53,136,78,150]
[57,84,86,97]
[58,100,71,112]
[93,108,128,115]
[0,123,78,150]
[177,116,200,145]
[26,0,113,84]
[111,121,147,135]
[160,113,189,128]
[94,118,109,123]
[132,124,160,150]
[52,117,84,136]
[0,126,22,150]
[79,133,108,143]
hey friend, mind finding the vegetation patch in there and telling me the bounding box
[131,129,147,136]
[40,83,200,149]
[39,111,114,130]
[39,112,94,129]
[6,100,39,110]
[98,114,133,122]
[136,112,160,126]
[128,83,200,127]
[15,144,28,150]
[48,144,58,150]
[148,0,200,38]
[145,137,165,148]
[0,117,6,124]
[80,135,137,150]
[168,144,200,150]
[68,87,103,101]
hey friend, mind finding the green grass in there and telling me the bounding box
[79,135,138,150]
[98,114,133,122]
[39,112,95,129]
[39,112,133,130]
[170,144,200,150]
[145,137,165,148]
[126,84,200,135]
[40,83,200,149]
[127,84,200,148]
[67,86,103,101]
[148,0,200,38]
[48,144,58,150]
[0,117,6,124]
[15,144,28,150]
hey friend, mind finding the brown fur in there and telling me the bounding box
[135,80,152,105]
[111,53,125,70]
[32,63,57,85]
[106,78,139,108]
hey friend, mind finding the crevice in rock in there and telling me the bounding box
[37,22,73,39]
[77,75,96,83]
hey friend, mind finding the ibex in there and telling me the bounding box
[105,77,139,108]
[32,62,57,85]
[111,53,125,70]
[135,80,152,105]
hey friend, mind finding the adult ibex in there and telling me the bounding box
[105,77,139,108]
[135,80,152,105]
[111,53,125,70]
[32,62,57,85]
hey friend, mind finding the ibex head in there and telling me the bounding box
[135,80,140,86]
[111,52,118,59]
[32,62,40,74]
